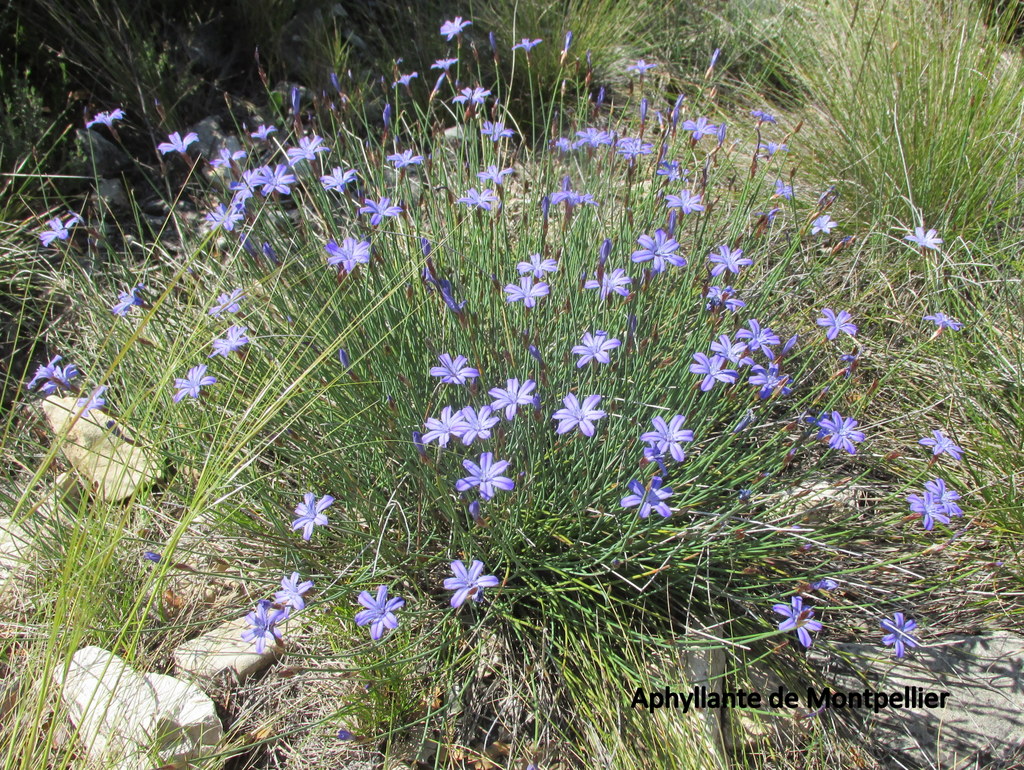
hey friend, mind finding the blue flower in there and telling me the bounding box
[39,213,81,247]
[355,585,404,640]
[456,452,514,500]
[627,59,657,74]
[816,411,865,454]
[905,227,942,251]
[209,325,250,358]
[457,188,500,211]
[430,354,480,385]
[640,415,694,462]
[358,197,403,226]
[478,165,515,186]
[481,121,515,141]
[275,572,314,611]
[552,394,606,437]
[28,356,77,394]
[504,277,549,308]
[682,116,717,141]
[817,308,857,340]
[440,16,471,40]
[173,365,216,402]
[157,131,198,155]
[881,613,918,658]
[708,245,752,277]
[320,167,358,192]
[423,406,469,447]
[444,560,500,608]
[918,430,964,461]
[242,599,289,654]
[924,312,962,331]
[512,38,542,52]
[583,269,631,301]
[736,319,780,356]
[811,215,837,235]
[325,238,371,272]
[488,378,538,420]
[111,284,146,317]
[75,386,108,418]
[456,406,500,444]
[620,477,673,518]
[386,150,424,168]
[86,109,125,129]
[209,288,244,317]
[258,164,297,196]
[517,253,558,278]
[689,353,738,391]
[631,229,685,272]
[572,331,620,367]
[664,190,704,214]
[292,493,333,541]
[774,596,822,648]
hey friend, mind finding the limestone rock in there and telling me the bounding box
[813,631,1024,768]
[174,615,282,683]
[53,646,222,769]
[42,396,162,502]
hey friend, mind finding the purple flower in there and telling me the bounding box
[517,253,558,278]
[924,312,962,331]
[572,331,620,367]
[881,613,919,658]
[250,124,277,141]
[583,268,631,300]
[440,16,471,40]
[206,203,245,232]
[432,57,459,72]
[759,142,787,158]
[209,288,244,317]
[504,277,549,307]
[453,86,491,106]
[552,394,606,437]
[631,229,685,272]
[682,116,718,140]
[774,596,822,648]
[321,167,358,192]
[574,127,614,149]
[664,189,704,215]
[355,585,404,640]
[430,354,480,385]
[751,109,777,124]
[292,492,333,541]
[86,108,125,129]
[690,353,738,391]
[275,572,314,611]
[393,71,419,88]
[173,364,217,402]
[705,285,745,313]
[810,578,838,591]
[817,308,857,340]
[906,490,951,530]
[456,452,514,500]
[774,179,793,199]
[359,197,403,226]
[209,147,247,168]
[657,160,686,182]
[481,121,515,141]
[816,411,865,454]
[905,227,943,251]
[640,415,693,463]
[157,131,198,155]
[489,378,537,420]
[258,164,297,196]
[736,319,780,355]
[710,334,748,364]
[325,238,371,272]
[39,213,81,247]
[142,551,161,563]
[627,59,657,74]
[27,355,78,394]
[387,149,424,169]
[111,284,146,317]
[209,325,250,358]
[924,478,962,517]
[918,430,964,461]
[708,245,752,277]
[456,406,500,444]
[241,599,289,654]
[478,165,514,186]
[444,560,500,608]
[748,364,791,399]
[620,477,674,518]
[513,38,542,52]
[75,386,108,418]
[616,137,654,160]
[811,215,837,235]
[457,187,500,211]
[423,406,469,447]
[285,135,330,165]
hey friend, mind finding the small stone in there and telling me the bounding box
[53,646,223,770]
[174,615,283,683]
[41,396,162,502]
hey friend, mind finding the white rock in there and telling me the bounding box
[53,646,222,769]
[174,615,281,683]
